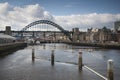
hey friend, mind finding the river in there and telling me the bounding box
[0,43,120,80]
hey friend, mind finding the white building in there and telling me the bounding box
[0,34,16,44]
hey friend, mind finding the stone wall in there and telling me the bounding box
[0,43,27,54]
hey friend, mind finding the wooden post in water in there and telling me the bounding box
[107,59,114,80]
[78,52,82,71]
[32,48,35,61]
[51,49,55,66]
[43,44,46,49]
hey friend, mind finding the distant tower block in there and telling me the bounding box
[114,21,120,32]
[5,26,12,35]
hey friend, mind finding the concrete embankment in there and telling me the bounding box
[0,43,27,55]
[65,42,120,49]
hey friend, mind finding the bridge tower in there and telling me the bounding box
[32,31,35,38]
[5,26,12,36]
[72,28,79,42]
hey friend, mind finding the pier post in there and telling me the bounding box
[43,44,46,49]
[51,49,55,66]
[107,59,114,80]
[32,48,35,61]
[78,52,82,71]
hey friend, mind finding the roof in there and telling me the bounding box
[0,34,16,40]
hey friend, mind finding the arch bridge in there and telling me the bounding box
[19,20,72,41]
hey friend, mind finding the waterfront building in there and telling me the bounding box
[117,34,120,43]
[115,30,120,43]
[115,21,120,43]
[79,32,86,43]
[98,27,113,43]
[84,27,114,43]
[0,34,16,44]
[86,28,99,43]
[114,21,120,32]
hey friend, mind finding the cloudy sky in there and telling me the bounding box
[0,0,120,31]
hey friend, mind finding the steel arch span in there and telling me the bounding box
[21,20,72,41]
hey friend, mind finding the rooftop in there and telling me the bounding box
[0,33,16,39]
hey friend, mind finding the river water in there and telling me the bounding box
[0,43,120,80]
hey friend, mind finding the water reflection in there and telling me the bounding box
[0,43,120,80]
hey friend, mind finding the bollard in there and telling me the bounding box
[51,50,55,66]
[43,44,46,49]
[78,52,82,71]
[107,59,114,80]
[54,44,56,49]
[32,48,35,61]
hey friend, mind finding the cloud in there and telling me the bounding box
[0,2,9,15]
[0,2,53,30]
[0,2,120,31]
[54,13,120,31]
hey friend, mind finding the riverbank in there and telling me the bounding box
[28,41,120,49]
[0,42,27,55]
[65,42,120,49]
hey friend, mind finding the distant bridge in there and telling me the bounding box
[0,20,74,42]
[19,20,72,41]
